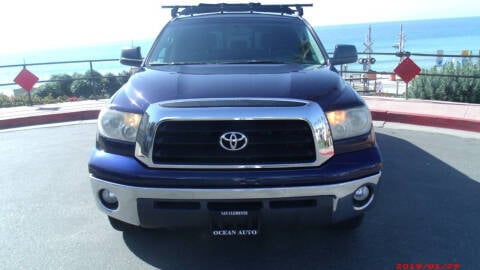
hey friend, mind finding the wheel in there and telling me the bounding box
[330,214,364,230]
[108,216,138,232]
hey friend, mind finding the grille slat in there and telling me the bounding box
[155,152,315,161]
[156,135,313,145]
[152,120,316,165]
[156,122,310,133]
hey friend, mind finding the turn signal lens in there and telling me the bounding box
[326,110,347,125]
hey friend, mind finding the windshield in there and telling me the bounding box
[147,19,326,65]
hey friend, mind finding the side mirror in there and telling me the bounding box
[120,47,143,67]
[330,45,358,65]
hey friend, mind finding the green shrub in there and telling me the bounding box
[410,60,480,103]
[31,74,74,98]
[101,73,123,96]
[4,69,131,108]
[116,70,130,86]
[0,94,13,107]
[70,79,91,98]
[27,69,131,102]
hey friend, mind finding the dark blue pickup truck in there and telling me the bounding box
[88,3,382,235]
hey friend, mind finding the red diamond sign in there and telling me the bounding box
[394,57,421,84]
[14,68,39,91]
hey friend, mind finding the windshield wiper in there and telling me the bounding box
[219,60,288,64]
[149,62,208,66]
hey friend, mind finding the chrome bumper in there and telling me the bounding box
[90,172,381,226]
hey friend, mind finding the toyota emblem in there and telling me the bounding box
[219,132,248,151]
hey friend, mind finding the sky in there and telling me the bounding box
[1,0,479,53]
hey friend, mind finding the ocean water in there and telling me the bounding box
[1,16,479,94]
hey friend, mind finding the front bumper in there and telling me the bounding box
[90,172,381,227]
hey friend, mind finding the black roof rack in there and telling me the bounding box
[162,3,313,18]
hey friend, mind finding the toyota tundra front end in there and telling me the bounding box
[88,3,382,234]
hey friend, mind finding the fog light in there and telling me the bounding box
[353,186,370,202]
[99,189,118,210]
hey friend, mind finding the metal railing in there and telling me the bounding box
[0,58,127,87]
[330,51,480,96]
[1,51,479,97]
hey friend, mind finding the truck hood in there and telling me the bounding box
[111,64,361,113]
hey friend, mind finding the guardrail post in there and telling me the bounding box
[89,61,94,96]
[24,64,33,106]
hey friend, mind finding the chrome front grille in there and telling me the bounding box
[152,120,316,165]
[135,98,334,169]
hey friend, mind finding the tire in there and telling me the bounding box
[108,216,138,232]
[330,214,364,230]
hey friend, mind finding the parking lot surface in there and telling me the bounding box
[1,123,479,269]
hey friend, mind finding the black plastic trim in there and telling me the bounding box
[96,135,135,157]
[333,128,376,155]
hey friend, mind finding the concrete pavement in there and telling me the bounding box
[0,97,479,132]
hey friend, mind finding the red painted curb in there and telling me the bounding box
[371,110,480,133]
[0,110,100,130]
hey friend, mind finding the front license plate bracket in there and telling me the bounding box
[210,210,260,237]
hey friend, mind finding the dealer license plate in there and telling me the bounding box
[210,210,260,237]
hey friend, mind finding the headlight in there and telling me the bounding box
[98,108,142,142]
[326,106,372,140]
